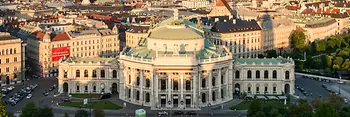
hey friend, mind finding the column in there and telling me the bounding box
[155,72,159,108]
[130,69,134,101]
[119,67,125,99]
[140,71,144,103]
[192,74,197,108]
[167,73,171,108]
[208,72,212,103]
[150,71,154,106]
[180,74,184,108]
[218,69,222,101]
[198,71,201,107]
[226,68,230,99]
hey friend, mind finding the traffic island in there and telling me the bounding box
[70,93,102,98]
[58,100,123,110]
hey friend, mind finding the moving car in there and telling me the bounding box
[186,111,196,115]
[158,111,168,116]
[43,91,49,96]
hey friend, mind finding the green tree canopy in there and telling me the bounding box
[327,38,337,50]
[64,112,69,117]
[0,94,10,117]
[75,110,89,117]
[93,108,105,117]
[248,99,262,116]
[290,31,306,51]
[315,40,327,52]
[313,102,338,117]
[20,101,37,117]
[334,57,344,66]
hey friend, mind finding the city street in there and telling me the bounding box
[295,74,350,103]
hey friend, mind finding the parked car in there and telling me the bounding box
[345,99,348,104]
[173,111,184,115]
[158,111,168,116]
[43,91,49,96]
[7,86,15,91]
[186,111,196,115]
[62,98,71,102]
[100,93,112,100]
[26,94,32,99]
[321,84,327,88]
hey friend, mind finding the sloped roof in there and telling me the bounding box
[52,32,70,41]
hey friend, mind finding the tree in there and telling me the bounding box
[337,50,349,57]
[313,102,338,117]
[93,108,105,117]
[334,57,344,66]
[315,40,327,52]
[0,94,9,117]
[254,111,266,117]
[341,59,350,71]
[20,101,38,117]
[327,93,344,113]
[290,30,306,51]
[64,113,69,117]
[340,106,350,117]
[327,38,337,50]
[248,99,262,116]
[266,50,278,58]
[325,55,333,68]
[37,107,54,117]
[75,110,89,117]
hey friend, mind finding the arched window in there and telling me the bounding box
[264,70,268,79]
[84,70,88,77]
[76,83,80,92]
[247,70,252,78]
[212,77,216,86]
[93,83,96,92]
[146,79,150,87]
[186,80,191,90]
[128,89,131,98]
[173,80,179,90]
[256,70,260,79]
[92,70,97,78]
[212,91,216,101]
[235,71,240,79]
[202,93,206,103]
[76,70,80,77]
[6,49,8,55]
[273,70,277,79]
[112,70,117,78]
[14,48,16,54]
[10,49,12,54]
[136,76,140,86]
[100,70,105,78]
[221,75,224,84]
[285,71,290,79]
[202,78,206,88]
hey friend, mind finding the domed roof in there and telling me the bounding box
[149,21,203,40]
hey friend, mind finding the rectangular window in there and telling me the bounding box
[6,67,9,72]
[6,58,9,63]
[14,57,17,62]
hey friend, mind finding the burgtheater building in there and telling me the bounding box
[58,11,295,110]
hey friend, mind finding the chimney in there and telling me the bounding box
[232,19,236,24]
[215,18,219,22]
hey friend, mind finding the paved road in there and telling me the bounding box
[295,74,350,103]
[3,77,58,113]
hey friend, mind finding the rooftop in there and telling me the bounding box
[234,56,294,65]
[62,57,118,64]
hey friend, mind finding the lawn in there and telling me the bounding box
[70,93,101,98]
[229,100,287,110]
[59,100,123,110]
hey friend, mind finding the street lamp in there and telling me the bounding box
[168,100,172,117]
[207,103,211,117]
[339,76,341,95]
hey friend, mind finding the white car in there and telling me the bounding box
[26,94,32,99]
[345,99,348,104]
[158,111,168,116]
[7,86,14,91]
[338,80,345,84]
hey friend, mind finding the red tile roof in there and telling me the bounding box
[285,5,300,10]
[301,9,315,14]
[216,0,225,6]
[31,31,45,41]
[52,32,70,41]
[296,26,306,32]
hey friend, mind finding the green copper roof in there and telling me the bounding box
[149,26,203,40]
[234,57,294,64]
[235,57,281,64]
[71,57,118,63]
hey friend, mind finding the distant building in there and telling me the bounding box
[0,32,24,86]
[26,26,119,77]
[181,0,209,9]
